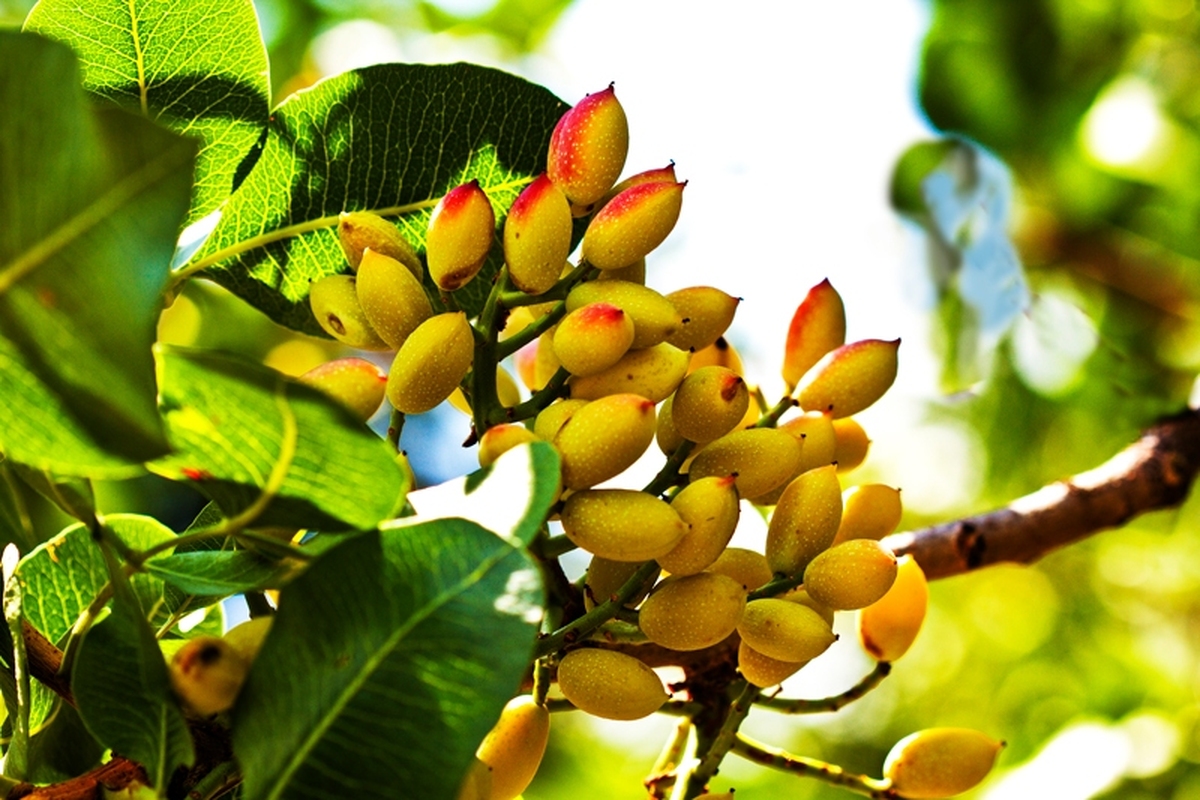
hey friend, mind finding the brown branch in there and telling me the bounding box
[883,408,1200,580]
[21,621,73,708]
[7,756,147,799]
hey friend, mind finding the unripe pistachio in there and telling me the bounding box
[832,417,871,472]
[566,280,682,350]
[298,357,387,422]
[688,428,802,500]
[688,335,744,376]
[553,302,635,377]
[355,248,434,349]
[737,639,808,688]
[782,278,847,390]
[533,329,563,391]
[514,340,539,392]
[222,616,273,663]
[475,695,550,800]
[169,636,251,716]
[803,539,898,611]
[427,180,496,292]
[449,366,522,416]
[547,85,629,209]
[883,728,1004,799]
[386,312,475,414]
[749,411,839,506]
[478,424,539,468]
[655,396,688,456]
[584,556,657,611]
[638,573,746,651]
[737,598,837,663]
[832,484,903,546]
[533,398,589,441]
[707,547,773,592]
[561,489,687,561]
[504,174,573,295]
[858,555,928,662]
[457,757,493,800]
[556,648,667,720]
[554,394,657,490]
[581,182,685,271]
[569,342,690,403]
[658,475,741,576]
[670,366,750,443]
[308,274,390,350]
[765,465,843,576]
[778,587,836,628]
[796,338,900,419]
[337,211,422,279]
[594,258,646,284]
[666,287,740,352]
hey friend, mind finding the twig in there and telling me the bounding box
[884,408,1200,579]
[730,733,894,798]
[755,661,890,714]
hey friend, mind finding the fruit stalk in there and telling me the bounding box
[534,560,659,657]
[753,661,891,714]
[730,733,893,798]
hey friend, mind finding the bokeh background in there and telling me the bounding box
[5,0,1200,797]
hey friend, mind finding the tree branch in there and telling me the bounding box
[883,408,1200,580]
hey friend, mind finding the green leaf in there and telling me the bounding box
[24,0,271,225]
[25,702,104,785]
[184,62,568,333]
[146,551,296,596]
[0,32,197,463]
[71,544,194,790]
[405,441,561,546]
[232,520,543,800]
[10,465,95,525]
[149,347,405,532]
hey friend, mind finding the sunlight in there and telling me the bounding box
[1080,77,1172,171]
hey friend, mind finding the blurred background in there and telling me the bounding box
[6,0,1200,797]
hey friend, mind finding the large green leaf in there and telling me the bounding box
[0,32,197,463]
[71,545,194,791]
[404,441,561,547]
[0,466,35,553]
[183,62,568,333]
[24,0,271,225]
[232,519,543,800]
[149,347,405,531]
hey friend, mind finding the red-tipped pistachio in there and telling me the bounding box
[565,280,682,350]
[553,302,635,377]
[298,357,387,422]
[581,182,685,271]
[796,338,900,419]
[782,278,846,390]
[688,428,802,500]
[547,85,629,209]
[670,366,750,443]
[504,174,573,295]
[427,180,495,292]
[478,424,539,468]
